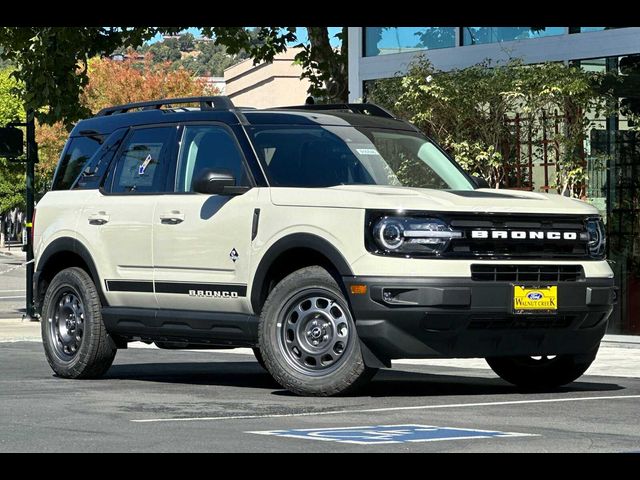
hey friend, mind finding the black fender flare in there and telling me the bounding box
[250,233,353,313]
[36,237,108,307]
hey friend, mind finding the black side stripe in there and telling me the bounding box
[155,282,247,296]
[105,280,247,297]
[106,280,153,293]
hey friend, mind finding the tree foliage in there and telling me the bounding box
[0,27,347,128]
[82,56,211,112]
[0,27,185,126]
[32,57,211,193]
[369,57,612,197]
[0,68,25,213]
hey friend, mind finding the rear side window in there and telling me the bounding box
[52,136,102,190]
[109,127,175,194]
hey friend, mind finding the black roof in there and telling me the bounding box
[69,96,415,137]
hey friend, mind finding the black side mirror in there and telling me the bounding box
[193,168,251,195]
[471,175,490,189]
[193,169,236,194]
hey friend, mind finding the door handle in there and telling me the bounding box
[88,212,109,225]
[159,211,185,225]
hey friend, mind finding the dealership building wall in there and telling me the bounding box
[348,27,640,335]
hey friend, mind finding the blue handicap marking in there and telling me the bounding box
[250,424,535,445]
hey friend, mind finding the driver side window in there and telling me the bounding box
[175,125,249,193]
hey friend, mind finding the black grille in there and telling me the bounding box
[471,264,584,282]
[444,213,590,259]
[468,314,576,330]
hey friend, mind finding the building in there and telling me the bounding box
[224,47,311,108]
[347,27,640,335]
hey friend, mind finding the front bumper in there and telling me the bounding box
[343,276,616,364]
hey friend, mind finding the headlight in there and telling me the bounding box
[586,217,606,259]
[370,216,462,256]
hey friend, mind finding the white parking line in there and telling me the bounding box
[0,290,26,293]
[0,296,26,299]
[130,394,640,423]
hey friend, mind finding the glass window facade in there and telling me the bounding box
[364,27,456,57]
[462,27,565,46]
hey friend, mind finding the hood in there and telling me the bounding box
[270,185,600,215]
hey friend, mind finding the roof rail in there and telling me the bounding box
[273,103,396,119]
[95,96,236,117]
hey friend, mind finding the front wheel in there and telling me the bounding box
[486,346,599,390]
[41,267,117,379]
[258,266,376,396]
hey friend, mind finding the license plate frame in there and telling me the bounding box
[513,285,558,314]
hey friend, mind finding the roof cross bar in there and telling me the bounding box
[95,96,236,117]
[273,103,396,119]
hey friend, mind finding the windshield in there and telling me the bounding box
[248,125,474,190]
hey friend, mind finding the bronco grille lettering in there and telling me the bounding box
[471,230,578,240]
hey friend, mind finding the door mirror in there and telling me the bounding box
[193,168,237,195]
[471,175,490,189]
[0,127,24,158]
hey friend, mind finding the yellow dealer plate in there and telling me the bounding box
[513,285,558,312]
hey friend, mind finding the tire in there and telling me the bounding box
[258,266,376,396]
[41,267,117,379]
[252,347,267,370]
[486,345,599,390]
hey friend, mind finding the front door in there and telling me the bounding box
[153,124,256,313]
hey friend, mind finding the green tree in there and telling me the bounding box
[178,33,195,52]
[0,27,347,128]
[0,68,26,245]
[0,27,181,126]
[149,37,182,62]
[369,57,612,196]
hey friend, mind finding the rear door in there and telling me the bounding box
[81,125,177,309]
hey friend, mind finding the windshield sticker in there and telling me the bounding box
[356,148,380,156]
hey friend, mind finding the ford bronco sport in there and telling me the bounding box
[34,96,616,396]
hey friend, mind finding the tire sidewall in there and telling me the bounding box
[259,268,367,395]
[41,268,102,376]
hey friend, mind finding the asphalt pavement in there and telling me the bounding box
[2,251,639,452]
[1,341,639,452]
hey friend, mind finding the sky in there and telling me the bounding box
[149,27,343,47]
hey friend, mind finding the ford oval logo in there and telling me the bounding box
[527,292,543,300]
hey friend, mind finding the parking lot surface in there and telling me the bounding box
[1,341,639,452]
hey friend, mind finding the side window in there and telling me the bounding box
[110,127,175,194]
[52,136,102,190]
[175,125,249,193]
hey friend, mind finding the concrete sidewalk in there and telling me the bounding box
[2,317,638,378]
[0,245,26,259]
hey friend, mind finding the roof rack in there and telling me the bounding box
[273,103,396,119]
[95,96,236,117]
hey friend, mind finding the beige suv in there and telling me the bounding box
[33,97,616,396]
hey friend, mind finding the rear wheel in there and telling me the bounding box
[41,267,117,379]
[486,346,599,389]
[258,266,376,396]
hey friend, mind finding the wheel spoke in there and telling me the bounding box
[49,290,85,360]
[277,292,352,375]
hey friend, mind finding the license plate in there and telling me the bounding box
[513,285,558,312]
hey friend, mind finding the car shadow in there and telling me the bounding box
[104,361,282,389]
[102,360,625,398]
[358,369,624,397]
